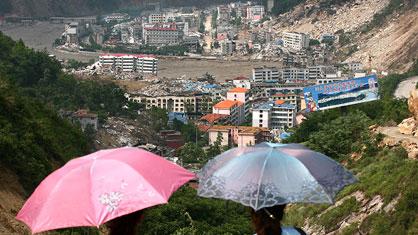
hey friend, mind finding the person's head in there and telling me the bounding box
[250,204,286,235]
[107,210,145,235]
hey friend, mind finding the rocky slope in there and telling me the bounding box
[271,0,418,73]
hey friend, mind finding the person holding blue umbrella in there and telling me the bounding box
[197,142,357,235]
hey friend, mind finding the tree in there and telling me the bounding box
[178,143,207,164]
[206,132,223,159]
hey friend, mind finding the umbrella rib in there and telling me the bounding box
[254,148,274,210]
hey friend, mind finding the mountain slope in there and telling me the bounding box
[271,0,418,73]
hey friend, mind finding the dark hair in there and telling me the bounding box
[106,210,144,235]
[250,204,286,235]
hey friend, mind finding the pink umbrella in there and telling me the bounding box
[16,147,195,234]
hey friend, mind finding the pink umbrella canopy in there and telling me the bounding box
[16,147,195,234]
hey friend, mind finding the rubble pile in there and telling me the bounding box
[133,77,230,96]
[272,0,389,38]
[96,117,139,148]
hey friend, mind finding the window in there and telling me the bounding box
[259,124,263,127]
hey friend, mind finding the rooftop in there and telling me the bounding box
[228,87,249,93]
[200,114,229,124]
[213,100,243,109]
[100,53,156,59]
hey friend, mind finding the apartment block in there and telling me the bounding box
[280,67,309,82]
[143,23,184,45]
[99,54,158,74]
[283,32,310,51]
[213,100,245,125]
[252,101,296,130]
[226,87,250,116]
[247,5,265,21]
[252,66,281,82]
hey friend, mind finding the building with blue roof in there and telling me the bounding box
[252,100,296,130]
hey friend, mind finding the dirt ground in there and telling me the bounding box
[0,21,280,81]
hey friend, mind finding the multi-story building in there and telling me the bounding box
[217,5,230,21]
[231,76,251,89]
[247,5,265,21]
[252,66,281,82]
[280,67,309,82]
[129,93,214,115]
[252,101,296,129]
[143,23,184,45]
[104,13,130,23]
[148,13,167,23]
[208,125,270,147]
[271,93,301,111]
[213,100,245,125]
[221,40,235,55]
[227,87,250,116]
[345,62,364,72]
[283,32,310,51]
[99,54,158,74]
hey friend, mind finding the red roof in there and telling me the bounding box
[213,100,243,109]
[100,53,156,58]
[275,100,286,105]
[197,124,211,132]
[228,87,249,93]
[200,114,229,124]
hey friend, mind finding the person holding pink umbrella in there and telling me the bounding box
[16,147,195,234]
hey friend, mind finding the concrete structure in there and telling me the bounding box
[221,40,235,56]
[130,93,214,114]
[104,13,130,23]
[227,87,250,116]
[143,23,184,45]
[346,62,364,72]
[271,93,301,111]
[252,66,281,82]
[212,100,245,125]
[252,101,296,129]
[283,32,310,51]
[208,125,270,147]
[217,5,230,21]
[247,5,265,21]
[231,76,251,89]
[149,13,167,23]
[72,109,98,131]
[281,67,309,82]
[99,54,158,74]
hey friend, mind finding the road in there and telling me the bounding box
[394,76,418,98]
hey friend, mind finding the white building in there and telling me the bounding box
[252,101,296,129]
[252,66,281,82]
[232,76,251,89]
[247,5,265,21]
[283,32,310,51]
[281,67,309,82]
[149,13,167,23]
[99,54,158,75]
[346,62,364,72]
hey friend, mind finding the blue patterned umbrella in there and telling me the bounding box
[197,143,356,210]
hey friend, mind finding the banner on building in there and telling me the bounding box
[303,75,379,112]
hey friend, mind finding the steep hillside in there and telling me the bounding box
[271,0,418,73]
